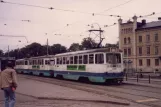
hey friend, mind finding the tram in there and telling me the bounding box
[15,48,124,83]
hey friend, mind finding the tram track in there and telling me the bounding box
[19,74,161,107]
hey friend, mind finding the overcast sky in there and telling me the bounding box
[0,0,161,52]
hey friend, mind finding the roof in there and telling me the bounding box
[137,20,161,30]
[16,55,55,61]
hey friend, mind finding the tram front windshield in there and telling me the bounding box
[106,53,121,64]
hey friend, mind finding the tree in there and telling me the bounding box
[105,43,118,48]
[0,49,3,57]
[68,43,82,51]
[81,37,97,49]
[50,44,67,55]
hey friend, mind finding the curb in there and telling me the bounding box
[15,92,130,106]
[38,97,130,106]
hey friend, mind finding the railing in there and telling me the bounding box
[125,73,161,84]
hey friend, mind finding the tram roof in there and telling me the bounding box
[55,48,120,57]
[16,55,55,61]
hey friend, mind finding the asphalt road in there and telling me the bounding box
[0,74,161,107]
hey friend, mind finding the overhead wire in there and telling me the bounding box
[0,34,29,43]
[101,0,135,13]
[0,0,125,18]
[0,0,144,41]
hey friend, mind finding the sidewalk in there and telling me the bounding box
[124,80,161,88]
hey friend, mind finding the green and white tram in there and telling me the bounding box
[15,48,124,83]
[15,55,53,76]
[52,48,124,83]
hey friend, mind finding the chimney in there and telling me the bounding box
[142,19,146,25]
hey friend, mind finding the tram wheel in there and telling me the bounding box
[56,75,63,79]
[29,72,33,75]
[39,73,44,77]
[78,77,90,83]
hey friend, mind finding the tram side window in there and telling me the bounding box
[66,57,70,64]
[45,60,48,65]
[25,61,28,65]
[50,60,55,65]
[57,58,60,64]
[74,56,78,64]
[59,58,62,64]
[39,60,42,65]
[70,56,73,64]
[29,60,31,65]
[89,54,94,64]
[41,59,44,65]
[63,57,66,64]
[38,60,40,65]
[106,54,113,64]
[79,56,83,64]
[35,60,38,65]
[45,60,50,65]
[95,54,104,64]
[83,55,88,64]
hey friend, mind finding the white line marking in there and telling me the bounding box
[136,98,158,103]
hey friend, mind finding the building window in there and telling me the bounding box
[124,38,127,44]
[121,29,124,34]
[155,46,159,55]
[130,28,133,32]
[124,49,127,56]
[128,37,131,44]
[147,46,150,55]
[138,47,142,56]
[147,59,150,66]
[139,36,142,43]
[146,34,150,42]
[155,59,159,66]
[124,29,126,34]
[154,33,158,42]
[128,48,131,56]
[139,59,142,66]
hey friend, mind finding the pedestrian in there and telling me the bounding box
[0,61,18,107]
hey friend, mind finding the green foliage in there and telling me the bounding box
[50,44,67,55]
[68,43,82,52]
[0,49,3,57]
[3,38,117,59]
[81,37,97,49]
[3,42,67,59]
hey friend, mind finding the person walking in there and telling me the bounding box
[0,61,18,107]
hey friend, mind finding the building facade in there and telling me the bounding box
[118,16,161,73]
